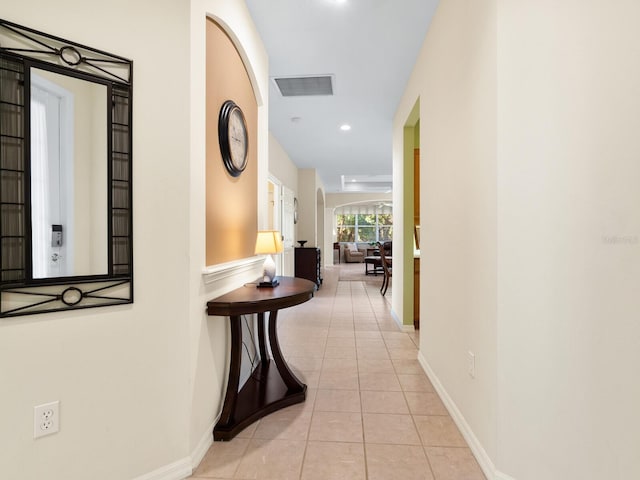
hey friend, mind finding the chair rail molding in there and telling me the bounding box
[202,256,265,285]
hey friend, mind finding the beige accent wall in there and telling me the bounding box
[205,18,258,265]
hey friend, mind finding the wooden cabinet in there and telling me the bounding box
[295,247,322,288]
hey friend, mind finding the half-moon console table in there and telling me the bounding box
[206,276,316,441]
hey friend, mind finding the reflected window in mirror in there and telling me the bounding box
[0,19,133,317]
[30,68,108,279]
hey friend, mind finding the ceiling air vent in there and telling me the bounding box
[273,75,334,97]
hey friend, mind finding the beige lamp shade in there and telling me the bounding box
[255,231,283,287]
[254,230,284,255]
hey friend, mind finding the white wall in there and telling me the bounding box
[268,133,298,195]
[325,192,392,209]
[0,2,192,479]
[395,0,640,479]
[0,1,271,479]
[396,0,498,468]
[268,133,298,275]
[297,168,322,247]
[497,1,640,478]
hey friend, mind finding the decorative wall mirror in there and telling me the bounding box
[0,19,133,317]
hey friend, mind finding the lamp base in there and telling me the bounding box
[257,279,279,288]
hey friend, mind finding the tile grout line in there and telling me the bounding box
[351,279,370,480]
[372,277,440,480]
[297,278,336,480]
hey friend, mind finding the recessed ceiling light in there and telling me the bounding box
[340,124,351,131]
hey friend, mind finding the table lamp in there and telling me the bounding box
[254,230,284,287]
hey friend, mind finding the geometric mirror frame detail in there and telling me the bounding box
[0,19,133,317]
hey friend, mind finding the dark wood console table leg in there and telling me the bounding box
[213,310,307,441]
[216,315,243,431]
[267,309,305,393]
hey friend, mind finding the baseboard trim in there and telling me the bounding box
[190,420,216,473]
[417,351,516,480]
[390,309,402,329]
[132,419,218,480]
[131,458,192,480]
[390,308,415,332]
[495,472,517,480]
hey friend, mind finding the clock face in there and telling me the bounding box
[218,100,249,177]
[228,108,248,171]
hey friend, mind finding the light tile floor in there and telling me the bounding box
[189,265,485,480]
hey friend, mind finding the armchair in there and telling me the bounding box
[343,243,365,263]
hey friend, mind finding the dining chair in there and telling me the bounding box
[377,242,392,296]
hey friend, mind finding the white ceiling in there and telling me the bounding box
[246,0,439,193]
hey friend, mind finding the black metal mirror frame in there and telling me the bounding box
[0,19,133,317]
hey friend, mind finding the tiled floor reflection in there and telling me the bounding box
[189,266,485,480]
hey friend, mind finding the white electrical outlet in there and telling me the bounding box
[467,351,476,379]
[34,401,59,438]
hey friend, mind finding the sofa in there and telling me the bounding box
[343,243,366,263]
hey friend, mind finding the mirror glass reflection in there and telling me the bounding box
[30,68,108,278]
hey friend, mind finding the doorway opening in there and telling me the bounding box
[403,98,420,329]
[30,72,75,278]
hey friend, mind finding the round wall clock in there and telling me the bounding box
[218,100,249,177]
